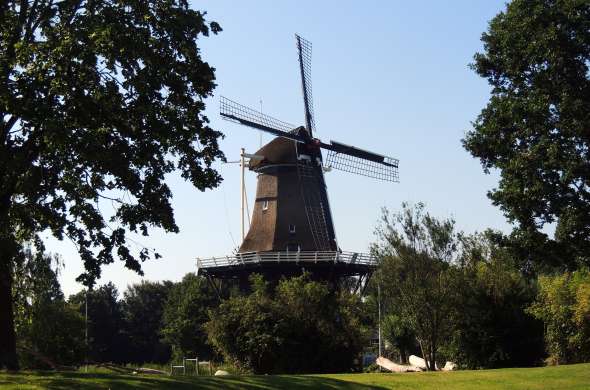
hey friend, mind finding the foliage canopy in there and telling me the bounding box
[450,232,544,368]
[0,0,223,368]
[373,202,460,370]
[463,0,590,270]
[161,273,217,361]
[13,246,84,368]
[528,269,590,364]
[206,274,369,374]
[373,204,545,369]
[122,281,174,364]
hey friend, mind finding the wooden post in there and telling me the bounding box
[209,361,212,376]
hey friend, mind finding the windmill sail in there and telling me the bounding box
[296,34,316,137]
[294,35,338,249]
[217,36,397,257]
[198,33,395,292]
[323,140,400,182]
[220,96,305,142]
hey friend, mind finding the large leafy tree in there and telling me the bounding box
[527,269,590,364]
[272,274,368,374]
[373,203,460,371]
[161,273,217,362]
[463,0,590,270]
[13,244,85,368]
[206,275,280,373]
[69,283,127,364]
[206,274,368,374]
[0,1,223,369]
[451,232,544,368]
[121,280,173,364]
[381,313,417,364]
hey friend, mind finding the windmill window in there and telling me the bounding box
[289,224,296,234]
[262,200,269,211]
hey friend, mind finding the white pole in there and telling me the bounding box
[240,147,245,242]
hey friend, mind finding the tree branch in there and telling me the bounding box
[22,0,47,44]
[2,116,18,139]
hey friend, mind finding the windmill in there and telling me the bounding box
[197,35,398,292]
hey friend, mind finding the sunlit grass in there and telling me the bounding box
[1,363,589,389]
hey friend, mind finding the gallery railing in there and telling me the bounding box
[197,251,376,270]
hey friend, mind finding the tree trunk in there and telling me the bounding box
[418,340,430,370]
[400,348,407,365]
[431,348,436,371]
[0,237,18,370]
[432,335,439,371]
[0,189,18,369]
[421,341,436,371]
[430,331,437,371]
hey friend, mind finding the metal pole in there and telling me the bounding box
[259,99,263,148]
[378,283,382,358]
[240,147,245,242]
[85,290,88,372]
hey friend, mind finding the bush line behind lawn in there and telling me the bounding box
[1,363,590,390]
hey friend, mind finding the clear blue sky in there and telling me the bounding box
[50,0,513,297]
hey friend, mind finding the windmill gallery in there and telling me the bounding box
[197,35,399,293]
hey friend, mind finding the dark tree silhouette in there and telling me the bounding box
[0,0,223,369]
[463,0,590,271]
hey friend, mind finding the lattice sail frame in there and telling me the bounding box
[325,150,399,182]
[296,34,316,137]
[220,96,296,134]
[220,34,400,185]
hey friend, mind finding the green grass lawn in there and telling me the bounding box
[1,363,589,389]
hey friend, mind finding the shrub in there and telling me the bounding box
[528,269,590,364]
[206,274,368,374]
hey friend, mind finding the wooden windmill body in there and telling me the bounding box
[240,129,336,253]
[197,35,399,290]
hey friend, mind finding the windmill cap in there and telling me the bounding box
[249,127,313,170]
